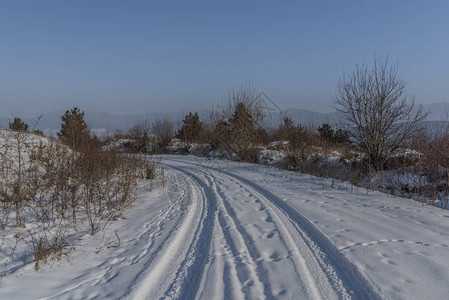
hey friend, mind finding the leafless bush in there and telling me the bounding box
[274,117,316,158]
[334,56,428,171]
[29,224,71,271]
[73,136,146,234]
[128,117,154,153]
[0,127,151,269]
[272,117,321,170]
[201,109,224,147]
[0,130,47,227]
[152,118,174,148]
[412,126,449,206]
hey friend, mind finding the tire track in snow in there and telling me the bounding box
[166,166,257,300]
[165,157,381,299]
[165,159,328,298]
[162,164,267,299]
[209,211,247,300]
[40,181,188,300]
[219,169,382,300]
[119,173,193,299]
[194,166,324,299]
[129,176,188,265]
[159,166,216,300]
[206,171,268,299]
[166,160,328,298]
[222,174,340,299]
[213,174,318,298]
[124,167,214,300]
[191,169,272,299]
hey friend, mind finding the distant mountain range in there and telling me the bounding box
[420,102,449,121]
[0,110,194,136]
[0,102,447,136]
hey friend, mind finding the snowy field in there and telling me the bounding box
[1,155,449,299]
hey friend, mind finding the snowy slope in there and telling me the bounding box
[1,155,449,299]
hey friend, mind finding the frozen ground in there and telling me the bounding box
[1,155,449,299]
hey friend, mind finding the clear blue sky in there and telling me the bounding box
[1,0,448,117]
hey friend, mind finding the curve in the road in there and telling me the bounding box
[164,157,382,300]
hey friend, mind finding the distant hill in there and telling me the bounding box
[32,110,208,136]
[1,102,447,135]
[422,102,449,121]
[266,108,338,128]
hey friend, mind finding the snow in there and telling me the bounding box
[267,140,289,150]
[0,130,74,275]
[257,149,286,166]
[1,155,449,299]
[0,129,52,168]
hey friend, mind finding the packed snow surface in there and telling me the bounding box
[1,155,449,299]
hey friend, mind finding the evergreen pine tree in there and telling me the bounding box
[57,107,89,149]
[318,123,334,141]
[176,112,203,143]
[9,117,29,132]
[228,102,259,161]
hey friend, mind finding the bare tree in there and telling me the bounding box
[128,117,153,152]
[152,118,174,147]
[202,108,225,147]
[333,56,428,171]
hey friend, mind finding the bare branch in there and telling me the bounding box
[333,56,429,171]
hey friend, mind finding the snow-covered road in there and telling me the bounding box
[2,155,449,299]
[157,157,379,300]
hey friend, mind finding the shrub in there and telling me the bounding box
[0,123,151,269]
[318,123,350,145]
[146,167,156,180]
[128,118,153,153]
[152,118,174,149]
